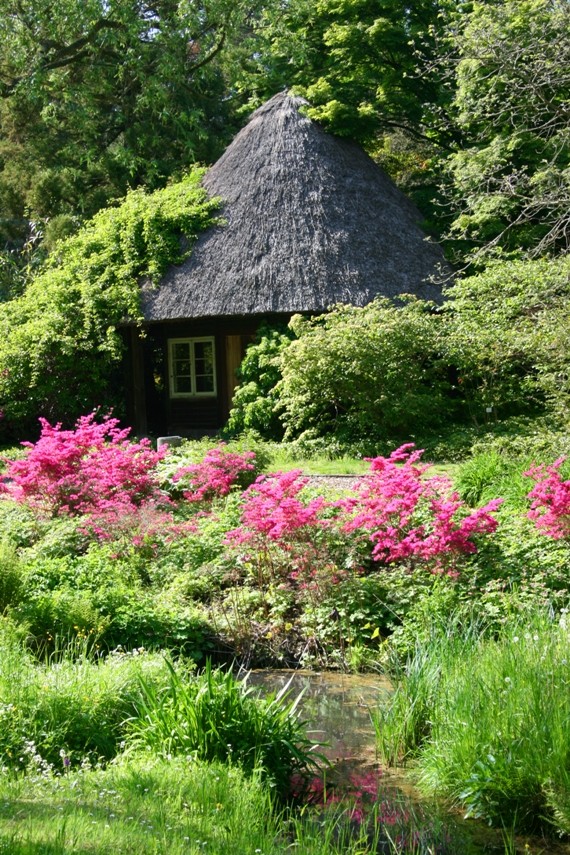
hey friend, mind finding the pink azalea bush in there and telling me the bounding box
[171,444,256,503]
[338,444,502,575]
[226,448,502,589]
[225,470,342,602]
[228,469,328,543]
[525,457,570,539]
[0,413,168,522]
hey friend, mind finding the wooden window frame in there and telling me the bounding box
[168,336,217,399]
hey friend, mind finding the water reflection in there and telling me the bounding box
[245,669,570,855]
[247,668,389,761]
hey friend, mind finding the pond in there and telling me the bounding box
[246,669,570,855]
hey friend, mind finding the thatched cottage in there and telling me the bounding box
[125,92,448,436]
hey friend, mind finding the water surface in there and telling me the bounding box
[246,668,570,855]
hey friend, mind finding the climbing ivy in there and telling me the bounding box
[0,169,220,438]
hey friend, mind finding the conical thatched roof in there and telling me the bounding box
[142,92,448,321]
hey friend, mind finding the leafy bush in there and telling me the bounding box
[225,324,294,439]
[13,544,213,657]
[277,298,452,443]
[443,256,570,424]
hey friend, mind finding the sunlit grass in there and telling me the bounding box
[375,609,570,833]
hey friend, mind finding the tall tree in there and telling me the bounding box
[235,0,456,236]
[0,0,261,258]
[241,0,450,144]
[443,0,570,256]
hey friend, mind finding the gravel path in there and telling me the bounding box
[306,474,360,491]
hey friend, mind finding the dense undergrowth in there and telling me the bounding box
[1,414,570,849]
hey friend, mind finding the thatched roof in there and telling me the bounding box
[142,92,448,322]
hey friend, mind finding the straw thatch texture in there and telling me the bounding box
[143,92,448,321]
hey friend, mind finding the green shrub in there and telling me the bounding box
[0,622,177,770]
[11,542,214,658]
[225,324,294,440]
[0,541,24,613]
[443,257,570,424]
[277,298,452,444]
[128,659,321,798]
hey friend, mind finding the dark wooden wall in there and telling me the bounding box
[124,314,290,437]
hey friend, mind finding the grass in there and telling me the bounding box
[128,659,322,798]
[0,753,454,855]
[375,609,570,834]
[259,443,369,476]
[0,621,177,771]
[0,755,278,854]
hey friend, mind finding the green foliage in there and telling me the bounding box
[443,0,570,255]
[0,171,220,436]
[0,540,24,612]
[443,256,570,423]
[377,608,570,833]
[240,0,448,146]
[0,0,259,257]
[12,541,214,658]
[278,299,452,443]
[0,622,176,770]
[456,453,530,509]
[128,659,320,799]
[225,324,294,439]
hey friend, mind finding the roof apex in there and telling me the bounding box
[143,91,449,321]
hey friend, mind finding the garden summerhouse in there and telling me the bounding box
[124,92,448,436]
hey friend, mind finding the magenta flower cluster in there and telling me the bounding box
[172,444,256,503]
[1,413,167,518]
[2,413,567,577]
[227,469,327,543]
[227,445,503,577]
[340,444,502,574]
[525,457,570,539]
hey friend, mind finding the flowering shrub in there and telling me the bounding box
[525,457,570,538]
[339,444,502,575]
[1,413,167,521]
[228,470,328,543]
[171,444,257,503]
[225,471,342,615]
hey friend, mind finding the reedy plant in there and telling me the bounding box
[376,607,570,833]
[127,659,323,799]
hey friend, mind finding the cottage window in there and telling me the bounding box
[168,337,216,397]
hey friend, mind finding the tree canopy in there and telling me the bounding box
[0,0,260,255]
[0,0,568,441]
